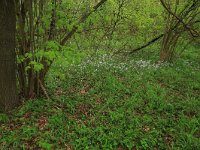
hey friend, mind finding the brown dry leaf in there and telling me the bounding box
[164,134,173,145]
[80,89,87,95]
[23,112,32,119]
[95,96,101,104]
[143,126,150,132]
[55,88,64,96]
[38,116,48,130]
[65,145,73,150]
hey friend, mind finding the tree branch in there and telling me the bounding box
[160,0,199,37]
[129,34,164,54]
[128,1,200,55]
[60,0,107,46]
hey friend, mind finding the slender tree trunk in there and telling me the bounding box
[0,0,19,112]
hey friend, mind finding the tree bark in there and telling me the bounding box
[0,0,19,112]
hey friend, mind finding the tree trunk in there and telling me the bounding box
[0,0,19,112]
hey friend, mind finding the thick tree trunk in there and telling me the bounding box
[160,31,180,62]
[0,0,19,112]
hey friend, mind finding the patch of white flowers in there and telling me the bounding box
[68,54,171,74]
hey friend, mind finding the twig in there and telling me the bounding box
[38,79,50,100]
[60,0,108,46]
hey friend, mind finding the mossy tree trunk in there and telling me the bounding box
[0,0,19,112]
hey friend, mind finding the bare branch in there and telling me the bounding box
[129,34,164,54]
[60,0,108,46]
[160,0,199,37]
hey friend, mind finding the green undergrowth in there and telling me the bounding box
[0,49,200,149]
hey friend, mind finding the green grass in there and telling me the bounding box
[0,48,200,149]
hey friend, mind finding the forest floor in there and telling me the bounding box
[0,47,200,149]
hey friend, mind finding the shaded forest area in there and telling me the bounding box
[0,0,200,149]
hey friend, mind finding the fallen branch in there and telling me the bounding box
[38,79,50,100]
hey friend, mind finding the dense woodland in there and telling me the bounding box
[0,0,200,149]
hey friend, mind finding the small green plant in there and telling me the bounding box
[1,47,200,149]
